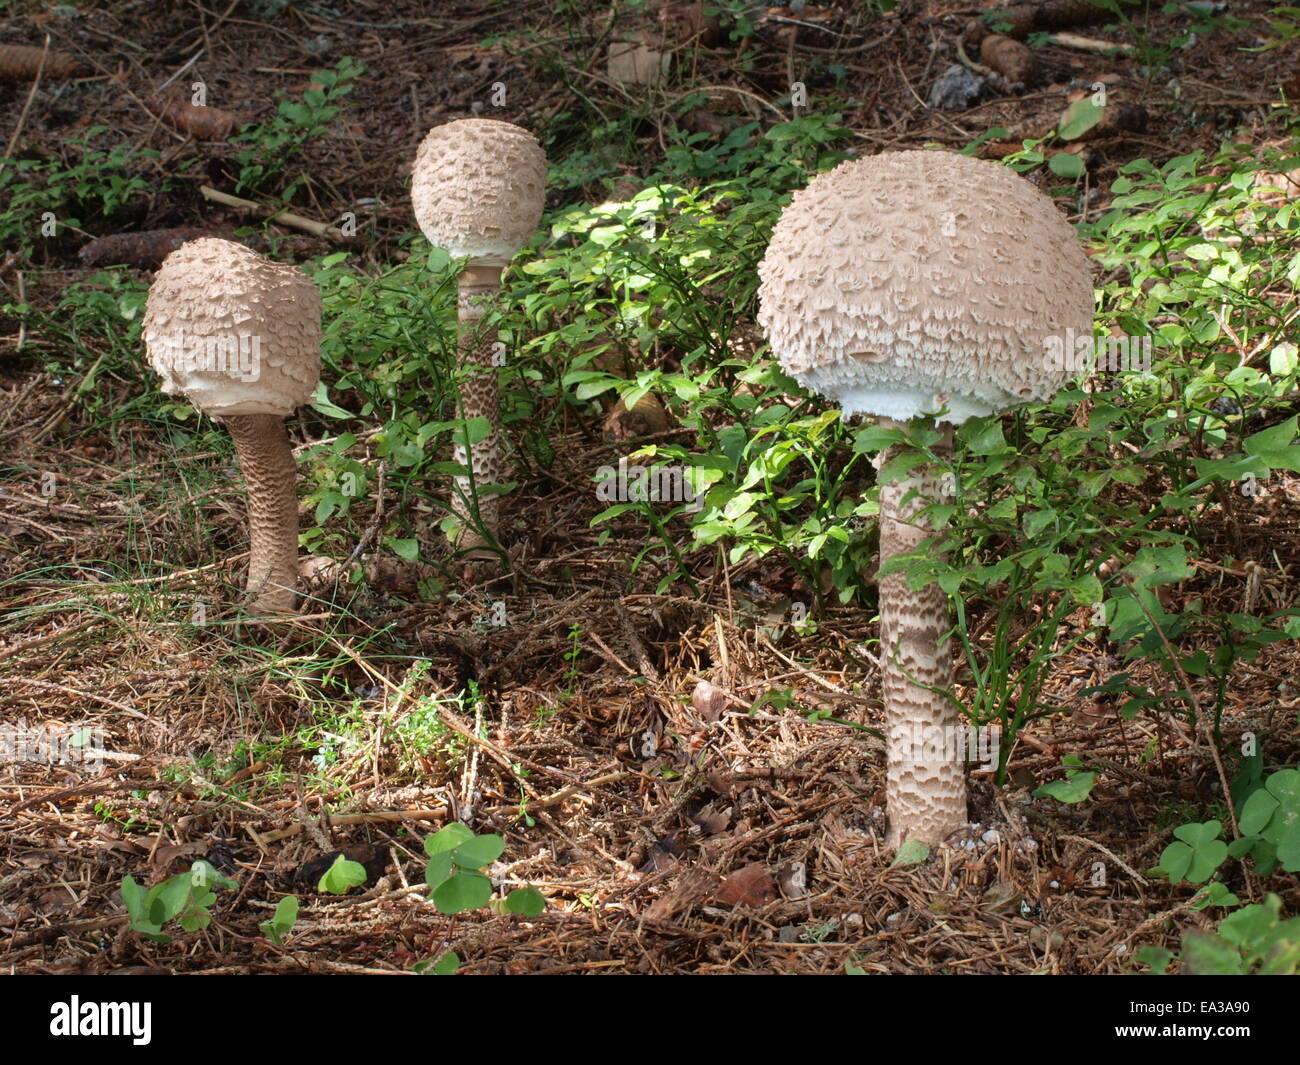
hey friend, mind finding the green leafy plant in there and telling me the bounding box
[1229,767,1300,875]
[1138,894,1300,975]
[395,687,467,771]
[120,860,239,943]
[891,840,930,867]
[1152,767,1300,886]
[230,57,364,198]
[1033,755,1099,804]
[319,854,367,895]
[1057,97,1104,142]
[417,822,546,974]
[259,896,300,945]
[1153,819,1230,885]
[561,623,583,701]
[1081,0,1248,70]
[423,822,543,915]
[515,114,860,595]
[414,950,463,976]
[301,247,473,563]
[1257,5,1300,49]
[0,129,158,261]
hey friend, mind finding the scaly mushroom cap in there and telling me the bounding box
[758,150,1094,424]
[411,118,547,266]
[143,238,322,418]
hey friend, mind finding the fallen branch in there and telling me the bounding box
[1060,833,1149,885]
[199,185,345,239]
[1048,31,1136,55]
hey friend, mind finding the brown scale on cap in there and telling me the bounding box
[758,150,1094,849]
[411,119,546,550]
[143,237,321,615]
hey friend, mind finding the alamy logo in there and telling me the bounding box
[155,330,262,381]
[1043,329,1153,374]
[892,724,1001,771]
[594,456,704,512]
[0,720,105,768]
[49,997,151,1045]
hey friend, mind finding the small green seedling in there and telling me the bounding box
[417,822,547,974]
[1033,755,1097,804]
[424,822,543,916]
[319,854,368,895]
[260,896,300,945]
[120,860,238,943]
[891,840,930,867]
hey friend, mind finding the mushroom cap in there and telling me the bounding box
[757,150,1094,425]
[411,118,547,266]
[143,238,322,418]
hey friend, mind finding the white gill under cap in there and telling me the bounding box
[143,238,322,418]
[757,150,1095,424]
[411,118,547,266]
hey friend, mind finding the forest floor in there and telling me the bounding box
[1,0,1299,974]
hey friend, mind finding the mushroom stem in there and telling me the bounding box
[875,419,966,848]
[452,263,504,548]
[224,414,301,614]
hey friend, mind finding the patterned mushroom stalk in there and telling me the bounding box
[758,150,1094,849]
[143,238,322,615]
[411,119,547,548]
